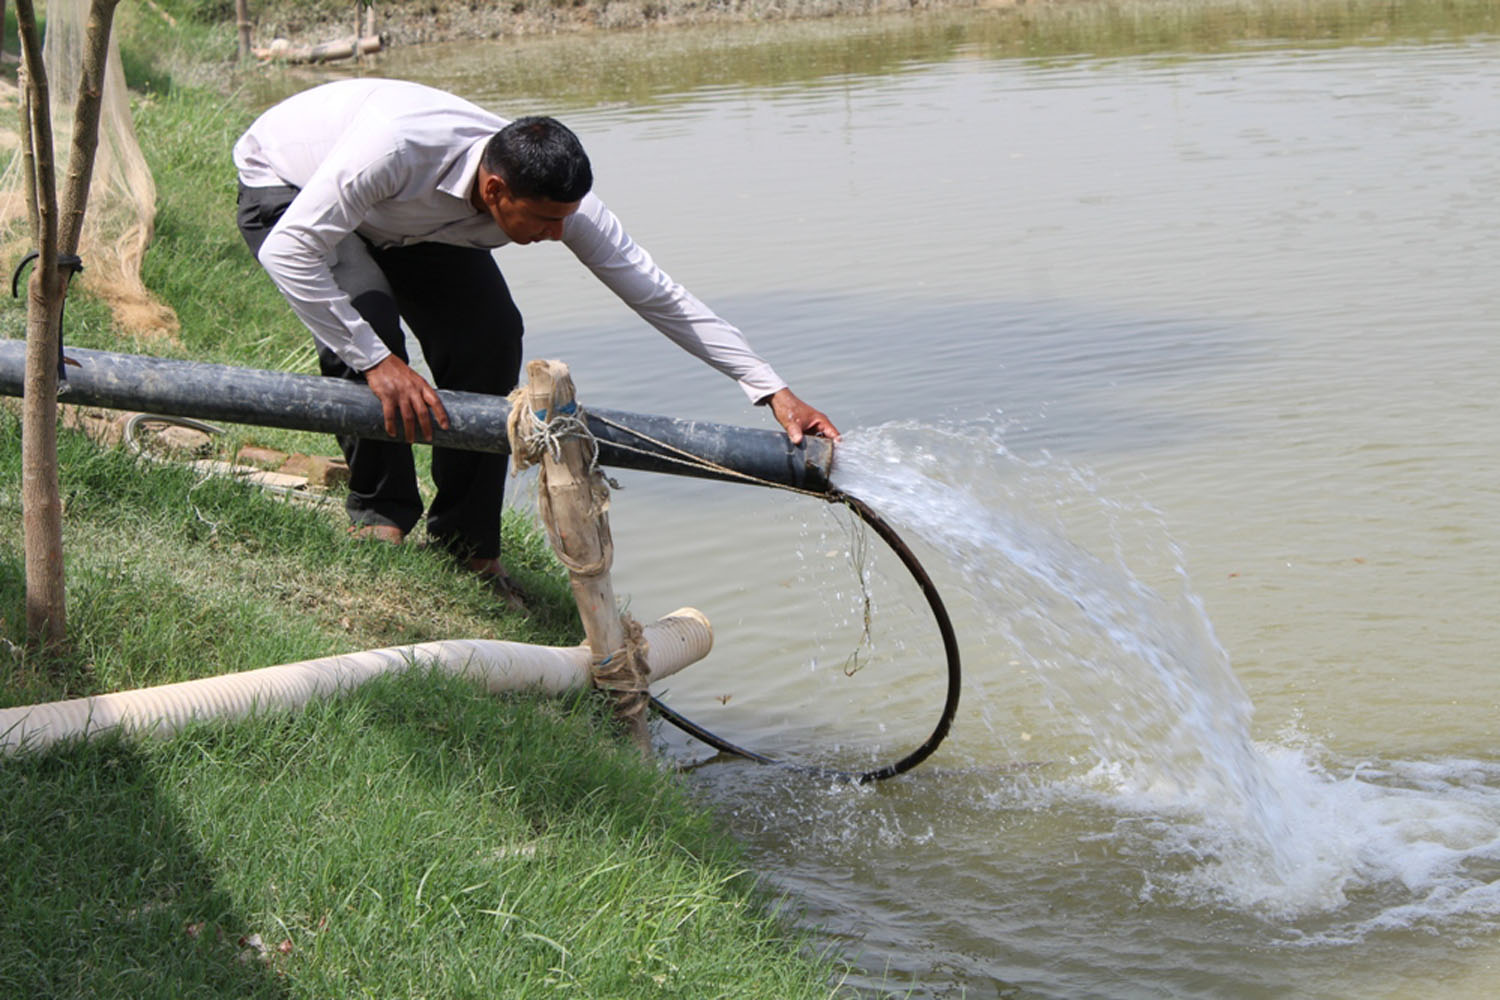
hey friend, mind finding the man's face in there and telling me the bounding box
[478,173,580,245]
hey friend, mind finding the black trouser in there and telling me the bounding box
[236,184,523,560]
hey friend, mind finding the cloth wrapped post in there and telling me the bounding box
[508,360,651,747]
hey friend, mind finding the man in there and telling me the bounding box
[234,78,838,595]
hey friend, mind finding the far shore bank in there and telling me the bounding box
[214,0,1500,75]
[246,0,1023,48]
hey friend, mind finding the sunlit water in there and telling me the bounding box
[275,5,1500,995]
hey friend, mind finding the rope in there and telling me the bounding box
[579,412,960,782]
[506,392,593,474]
[591,614,651,726]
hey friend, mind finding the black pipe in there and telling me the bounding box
[0,341,833,493]
[651,490,962,784]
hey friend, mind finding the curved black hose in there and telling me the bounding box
[650,489,961,784]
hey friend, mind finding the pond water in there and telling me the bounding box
[278,3,1500,995]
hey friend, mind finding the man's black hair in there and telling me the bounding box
[482,116,593,203]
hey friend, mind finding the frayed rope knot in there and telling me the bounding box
[591,615,650,724]
[506,390,589,474]
[506,386,617,577]
[505,389,621,491]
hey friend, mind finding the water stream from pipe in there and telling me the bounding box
[823,423,1500,938]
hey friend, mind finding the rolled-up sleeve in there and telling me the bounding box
[255,146,406,373]
[563,195,787,403]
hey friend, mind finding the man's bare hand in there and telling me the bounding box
[767,387,841,445]
[362,355,450,442]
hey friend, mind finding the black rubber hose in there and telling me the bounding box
[650,489,962,784]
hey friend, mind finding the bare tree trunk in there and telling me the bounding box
[13,0,123,649]
[14,1,66,647]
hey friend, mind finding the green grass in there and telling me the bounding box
[0,671,843,998]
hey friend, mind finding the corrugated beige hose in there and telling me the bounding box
[0,609,711,755]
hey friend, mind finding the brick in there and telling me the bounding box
[245,470,308,490]
[236,445,289,470]
[279,453,350,489]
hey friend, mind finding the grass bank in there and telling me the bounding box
[0,414,849,995]
[0,647,838,997]
[0,11,850,999]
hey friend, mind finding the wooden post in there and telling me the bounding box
[521,360,649,749]
[235,0,252,61]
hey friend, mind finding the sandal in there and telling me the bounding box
[347,523,405,545]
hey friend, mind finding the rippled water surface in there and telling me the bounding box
[283,4,1500,995]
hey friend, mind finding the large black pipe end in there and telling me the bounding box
[587,406,834,495]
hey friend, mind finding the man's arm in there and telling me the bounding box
[564,196,839,440]
[255,179,393,374]
[254,157,449,441]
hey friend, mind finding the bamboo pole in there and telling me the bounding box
[521,360,649,749]
[236,0,252,61]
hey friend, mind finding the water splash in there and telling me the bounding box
[828,422,1500,927]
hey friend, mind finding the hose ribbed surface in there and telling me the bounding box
[0,609,712,755]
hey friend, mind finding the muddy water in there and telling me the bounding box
[276,4,1500,995]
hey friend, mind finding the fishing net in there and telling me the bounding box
[0,0,178,339]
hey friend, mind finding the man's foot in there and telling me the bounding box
[463,556,529,613]
[348,523,405,545]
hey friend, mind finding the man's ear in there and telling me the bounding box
[485,171,512,205]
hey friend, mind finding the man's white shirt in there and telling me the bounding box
[234,77,785,401]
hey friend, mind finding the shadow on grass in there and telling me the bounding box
[0,738,291,999]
